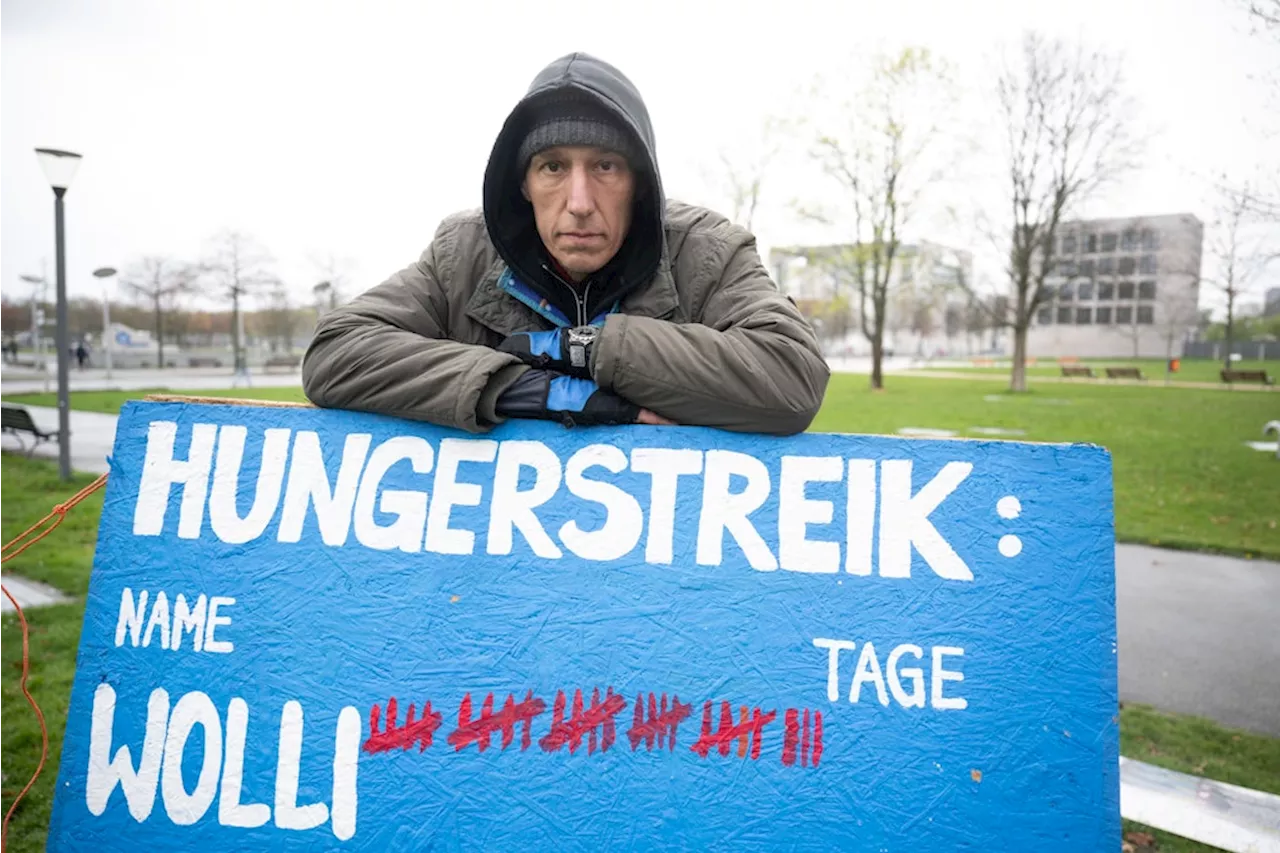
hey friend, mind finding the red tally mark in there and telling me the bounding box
[539,687,628,755]
[446,690,546,753]
[363,697,443,754]
[782,708,823,768]
[689,701,777,761]
[627,692,693,752]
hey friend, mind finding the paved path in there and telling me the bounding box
[0,364,303,395]
[2,404,1278,736]
[1117,543,1280,736]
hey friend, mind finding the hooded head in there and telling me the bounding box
[483,53,666,326]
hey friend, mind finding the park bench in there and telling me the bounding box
[263,354,301,373]
[1105,367,1145,380]
[1220,369,1275,386]
[1061,365,1095,378]
[1,403,59,456]
[188,356,224,368]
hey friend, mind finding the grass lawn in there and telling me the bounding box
[813,374,1280,559]
[4,372,1280,558]
[917,356,1280,385]
[2,456,1278,852]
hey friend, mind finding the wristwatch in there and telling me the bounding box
[566,325,599,372]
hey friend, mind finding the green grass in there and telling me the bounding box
[813,374,1280,559]
[0,455,1275,851]
[1119,703,1280,852]
[2,385,309,414]
[917,356,1279,385]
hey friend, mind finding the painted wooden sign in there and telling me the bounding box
[49,401,1119,850]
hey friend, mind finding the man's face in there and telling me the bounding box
[523,146,634,282]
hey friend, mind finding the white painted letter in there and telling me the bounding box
[813,638,856,702]
[132,421,217,539]
[878,461,974,580]
[487,440,563,558]
[86,685,168,820]
[331,706,361,841]
[278,431,372,546]
[353,436,433,553]
[424,438,497,555]
[115,588,148,648]
[630,448,702,564]
[887,644,926,709]
[779,456,842,573]
[161,691,222,825]
[219,697,270,828]
[846,459,876,575]
[274,700,329,831]
[931,646,968,710]
[171,593,207,652]
[696,450,778,570]
[849,642,889,706]
[560,444,642,561]
[209,426,291,545]
[204,596,235,654]
[143,591,171,650]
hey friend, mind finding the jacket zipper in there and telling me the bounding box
[542,263,593,327]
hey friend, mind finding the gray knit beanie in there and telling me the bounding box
[517,90,638,170]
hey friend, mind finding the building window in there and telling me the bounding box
[1085,234,1097,253]
[1118,256,1136,275]
[1057,306,1072,324]
[1118,281,1135,300]
[1116,305,1133,324]
[1139,255,1157,274]
[1096,306,1112,324]
[1098,281,1115,300]
[1077,281,1094,300]
[1099,257,1115,274]
[1101,233,1117,252]
[1063,235,1077,254]
[1076,307,1092,324]
[1061,260,1076,277]
[1137,305,1154,324]
[1138,280,1156,300]
[1080,258,1095,277]
[1037,306,1052,325]
[1121,230,1138,251]
[1059,282,1074,301]
[1141,229,1159,251]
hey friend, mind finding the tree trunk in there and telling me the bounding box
[1010,323,1028,392]
[870,337,884,390]
[154,298,165,370]
[1223,298,1234,370]
[232,289,242,372]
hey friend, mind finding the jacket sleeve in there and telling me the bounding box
[301,220,527,433]
[591,226,829,435]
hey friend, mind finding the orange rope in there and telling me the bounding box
[1,471,108,852]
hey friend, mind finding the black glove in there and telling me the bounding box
[495,369,638,427]
[497,326,598,379]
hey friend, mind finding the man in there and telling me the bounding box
[303,53,828,435]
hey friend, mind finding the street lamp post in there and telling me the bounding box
[93,267,118,379]
[19,272,46,367]
[35,147,83,481]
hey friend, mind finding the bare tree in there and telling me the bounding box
[120,256,196,369]
[203,231,279,372]
[713,118,785,232]
[983,33,1135,391]
[806,48,950,389]
[1207,182,1279,367]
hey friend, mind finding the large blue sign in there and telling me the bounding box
[49,401,1119,850]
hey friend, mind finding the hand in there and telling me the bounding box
[497,326,598,380]
[637,408,676,426]
[495,369,639,426]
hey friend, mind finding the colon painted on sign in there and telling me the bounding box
[85,684,360,840]
[130,421,979,581]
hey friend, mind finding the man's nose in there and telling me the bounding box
[565,164,594,217]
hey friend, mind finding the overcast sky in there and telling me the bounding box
[3,0,1277,314]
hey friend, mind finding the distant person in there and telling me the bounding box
[75,340,88,370]
[303,53,827,435]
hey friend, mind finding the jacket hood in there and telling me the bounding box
[482,53,666,326]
